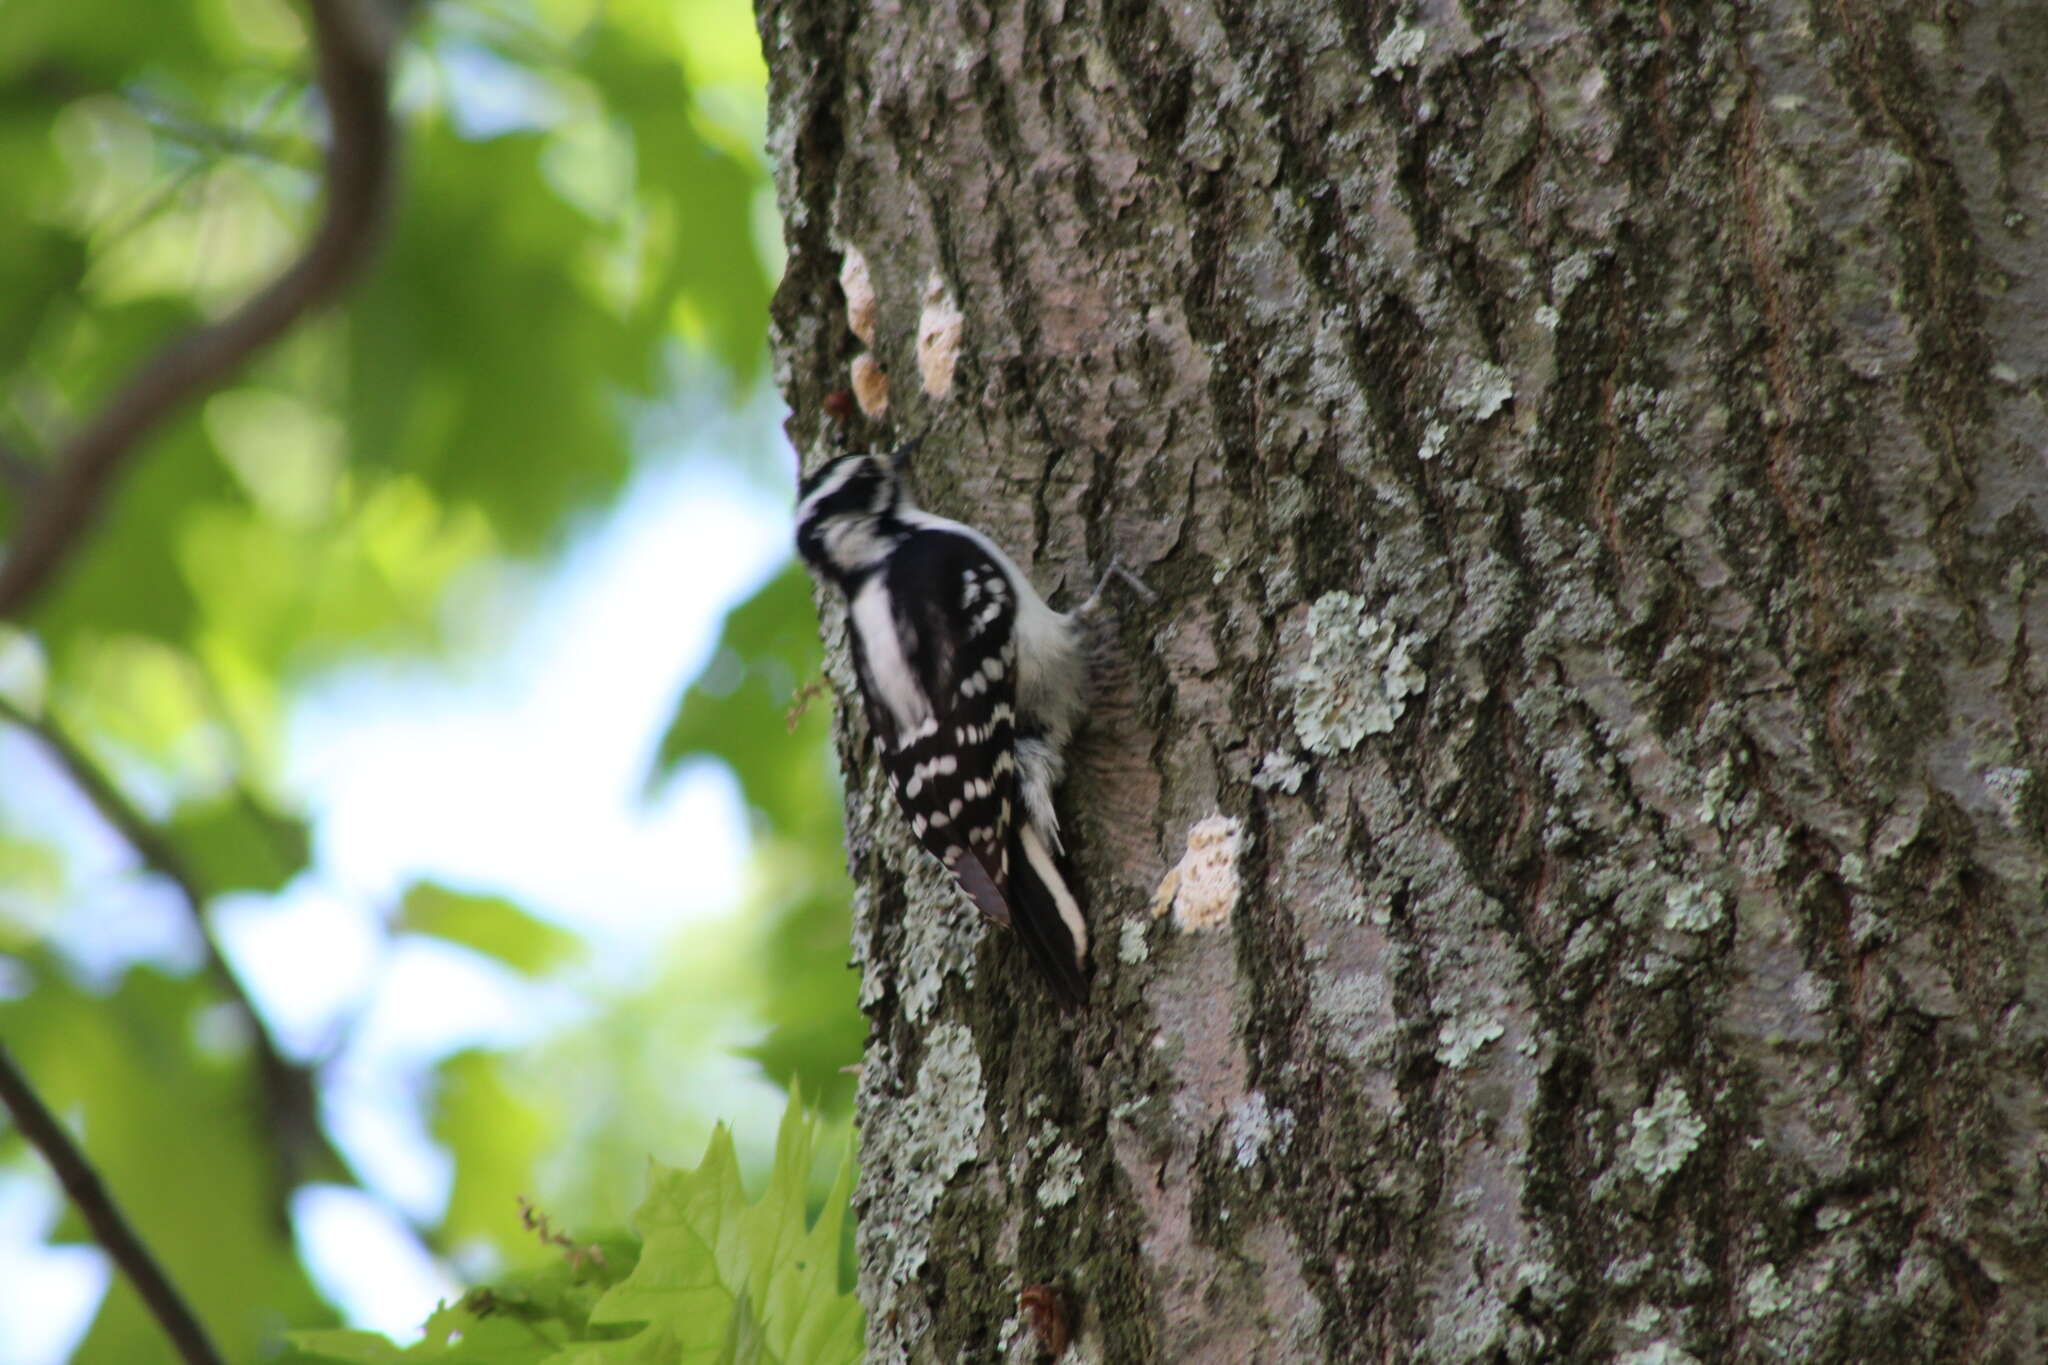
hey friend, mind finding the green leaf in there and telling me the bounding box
[285,1331,412,1364]
[555,1092,862,1365]
[651,563,831,833]
[577,19,773,382]
[285,1237,641,1363]
[431,1049,555,1257]
[400,881,579,977]
[289,1309,557,1364]
[715,1291,767,1365]
[739,883,861,1115]
[455,1235,641,1335]
[283,1099,858,1365]
[0,0,213,86]
[29,416,225,645]
[0,832,65,909]
[346,123,638,551]
[0,224,88,382]
[162,789,311,894]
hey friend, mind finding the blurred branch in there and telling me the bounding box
[0,1043,226,1365]
[0,697,207,907]
[0,439,42,497]
[0,0,405,619]
[0,694,343,1225]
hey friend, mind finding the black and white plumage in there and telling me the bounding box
[795,445,1090,1007]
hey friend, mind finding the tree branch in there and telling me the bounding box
[0,439,43,498]
[0,0,402,619]
[0,1044,225,1365]
[0,695,344,1224]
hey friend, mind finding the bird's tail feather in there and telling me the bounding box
[1009,823,1089,1009]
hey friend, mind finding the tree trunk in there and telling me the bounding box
[756,1,2048,1360]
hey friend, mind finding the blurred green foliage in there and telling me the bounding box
[399,882,581,978]
[654,564,862,1113]
[165,791,313,895]
[0,0,863,1360]
[1,954,335,1363]
[286,1091,859,1365]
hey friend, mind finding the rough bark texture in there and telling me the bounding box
[756,1,2048,1360]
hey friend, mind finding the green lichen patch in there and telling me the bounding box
[1251,749,1310,794]
[1036,1141,1085,1209]
[1617,1341,1703,1365]
[1661,885,1726,934]
[1743,1263,1793,1320]
[1435,1006,1506,1070]
[1291,592,1426,756]
[1626,1078,1705,1186]
[858,1022,987,1293]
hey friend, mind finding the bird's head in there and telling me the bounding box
[794,441,918,585]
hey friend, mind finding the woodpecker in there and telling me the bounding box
[795,445,1095,1007]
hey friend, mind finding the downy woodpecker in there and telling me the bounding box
[796,445,1093,1007]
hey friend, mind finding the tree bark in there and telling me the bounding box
[757,1,2048,1361]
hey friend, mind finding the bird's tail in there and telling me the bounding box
[1009,823,1090,1009]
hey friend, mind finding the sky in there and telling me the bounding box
[0,448,795,1362]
